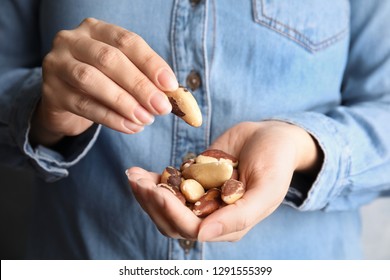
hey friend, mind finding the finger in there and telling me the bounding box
[126,166,160,184]
[77,18,175,115]
[130,177,182,239]
[58,55,155,126]
[145,181,199,240]
[55,79,144,134]
[198,170,288,242]
[209,122,261,158]
[84,18,178,91]
[69,35,171,116]
[200,224,252,242]
[133,174,201,240]
[127,171,201,239]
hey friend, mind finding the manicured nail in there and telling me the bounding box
[157,69,178,91]
[150,92,172,115]
[123,119,144,133]
[134,105,155,125]
[199,222,223,241]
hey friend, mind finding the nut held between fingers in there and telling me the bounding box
[164,85,202,127]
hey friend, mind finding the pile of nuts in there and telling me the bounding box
[157,149,245,218]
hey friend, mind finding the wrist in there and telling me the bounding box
[29,100,65,147]
[292,124,324,177]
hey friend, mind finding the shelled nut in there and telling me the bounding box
[157,183,186,205]
[192,188,222,218]
[181,162,233,189]
[160,166,182,188]
[180,179,205,203]
[164,86,202,127]
[158,149,246,218]
[221,179,245,204]
[179,158,195,172]
[195,149,239,168]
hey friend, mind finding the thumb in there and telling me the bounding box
[208,122,260,157]
[197,162,290,242]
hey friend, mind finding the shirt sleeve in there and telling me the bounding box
[0,0,100,182]
[274,0,390,211]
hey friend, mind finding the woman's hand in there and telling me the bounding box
[31,18,177,146]
[197,121,323,241]
[127,121,323,242]
[127,168,202,240]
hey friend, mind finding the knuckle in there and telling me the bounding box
[99,107,113,126]
[74,95,91,115]
[41,83,53,96]
[139,52,156,68]
[114,30,139,49]
[42,53,56,71]
[132,75,150,95]
[96,46,119,68]
[71,64,94,86]
[112,91,128,108]
[53,30,71,47]
[81,17,98,27]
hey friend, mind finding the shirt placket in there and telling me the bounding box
[168,0,211,260]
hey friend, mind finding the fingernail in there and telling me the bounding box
[157,69,178,91]
[199,222,223,241]
[150,93,172,115]
[134,105,155,125]
[123,119,144,133]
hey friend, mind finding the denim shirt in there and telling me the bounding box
[0,0,389,259]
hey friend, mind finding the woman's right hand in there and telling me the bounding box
[31,18,177,146]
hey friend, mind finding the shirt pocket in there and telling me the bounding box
[252,0,350,52]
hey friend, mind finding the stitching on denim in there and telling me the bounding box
[253,0,349,52]
[260,0,348,47]
[260,0,349,49]
[168,237,172,259]
[170,0,180,168]
[202,0,211,149]
[199,0,210,259]
[210,0,217,73]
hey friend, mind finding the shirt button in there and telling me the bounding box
[189,0,202,7]
[179,239,196,255]
[186,70,201,91]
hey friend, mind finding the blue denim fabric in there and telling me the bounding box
[0,0,389,259]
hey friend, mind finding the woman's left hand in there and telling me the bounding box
[196,121,322,241]
[127,121,323,242]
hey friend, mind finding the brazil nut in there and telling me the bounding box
[192,188,222,218]
[181,162,233,189]
[221,179,245,204]
[157,183,186,205]
[160,166,182,188]
[164,85,202,127]
[180,179,205,203]
[195,149,239,167]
